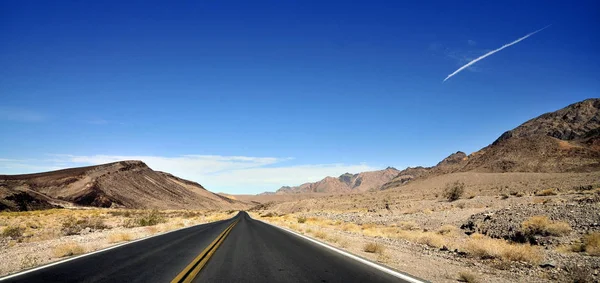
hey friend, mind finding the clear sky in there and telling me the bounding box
[1,1,598,194]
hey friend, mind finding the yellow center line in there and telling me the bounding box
[171,219,239,283]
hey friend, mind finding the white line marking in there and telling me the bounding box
[254,218,427,283]
[0,219,230,281]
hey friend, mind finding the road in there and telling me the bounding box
[1,212,421,283]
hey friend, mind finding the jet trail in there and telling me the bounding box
[443,25,551,82]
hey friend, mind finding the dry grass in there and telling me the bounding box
[397,221,420,231]
[0,209,233,245]
[457,271,478,283]
[313,230,327,240]
[415,233,445,248]
[61,215,108,235]
[340,222,361,233]
[583,232,600,256]
[521,216,571,237]
[363,242,385,254]
[52,243,85,258]
[260,213,544,266]
[108,232,134,243]
[463,234,542,264]
[437,225,459,236]
[1,226,24,240]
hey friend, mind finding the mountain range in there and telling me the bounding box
[275,167,400,194]
[269,98,600,194]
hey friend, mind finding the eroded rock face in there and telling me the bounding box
[1,192,57,211]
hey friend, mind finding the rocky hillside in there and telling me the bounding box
[462,98,600,173]
[275,167,400,194]
[382,98,600,189]
[0,160,249,211]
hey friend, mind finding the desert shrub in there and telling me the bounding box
[416,233,445,248]
[61,215,108,236]
[53,243,85,257]
[297,216,307,223]
[437,225,459,236]
[108,232,134,243]
[500,194,509,200]
[457,271,478,283]
[261,212,276,218]
[313,231,327,239]
[361,223,377,230]
[583,232,600,256]
[2,226,25,239]
[126,210,165,227]
[464,234,542,264]
[363,242,385,254]
[515,192,525,197]
[108,210,132,217]
[181,211,201,219]
[443,181,465,202]
[340,222,360,233]
[397,221,420,231]
[521,216,571,237]
[61,216,83,235]
[327,235,340,243]
[535,189,557,196]
[20,254,41,269]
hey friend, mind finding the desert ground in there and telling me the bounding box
[250,171,600,283]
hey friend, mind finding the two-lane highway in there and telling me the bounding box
[196,212,412,283]
[1,212,422,283]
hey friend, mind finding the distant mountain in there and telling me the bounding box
[274,167,400,194]
[0,160,249,211]
[382,98,600,190]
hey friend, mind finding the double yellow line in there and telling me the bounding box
[171,219,239,283]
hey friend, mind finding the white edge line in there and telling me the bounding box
[253,217,427,283]
[0,217,233,281]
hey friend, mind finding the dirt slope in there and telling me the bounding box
[0,160,249,211]
[274,167,400,194]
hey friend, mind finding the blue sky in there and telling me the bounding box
[1,1,598,194]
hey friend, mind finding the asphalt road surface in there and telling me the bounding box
[1,212,420,283]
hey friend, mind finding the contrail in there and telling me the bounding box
[443,25,551,82]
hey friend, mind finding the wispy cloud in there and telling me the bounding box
[467,39,477,46]
[0,154,379,194]
[444,25,551,82]
[0,108,45,122]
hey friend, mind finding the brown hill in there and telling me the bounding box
[0,160,249,211]
[275,167,400,194]
[382,98,600,189]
